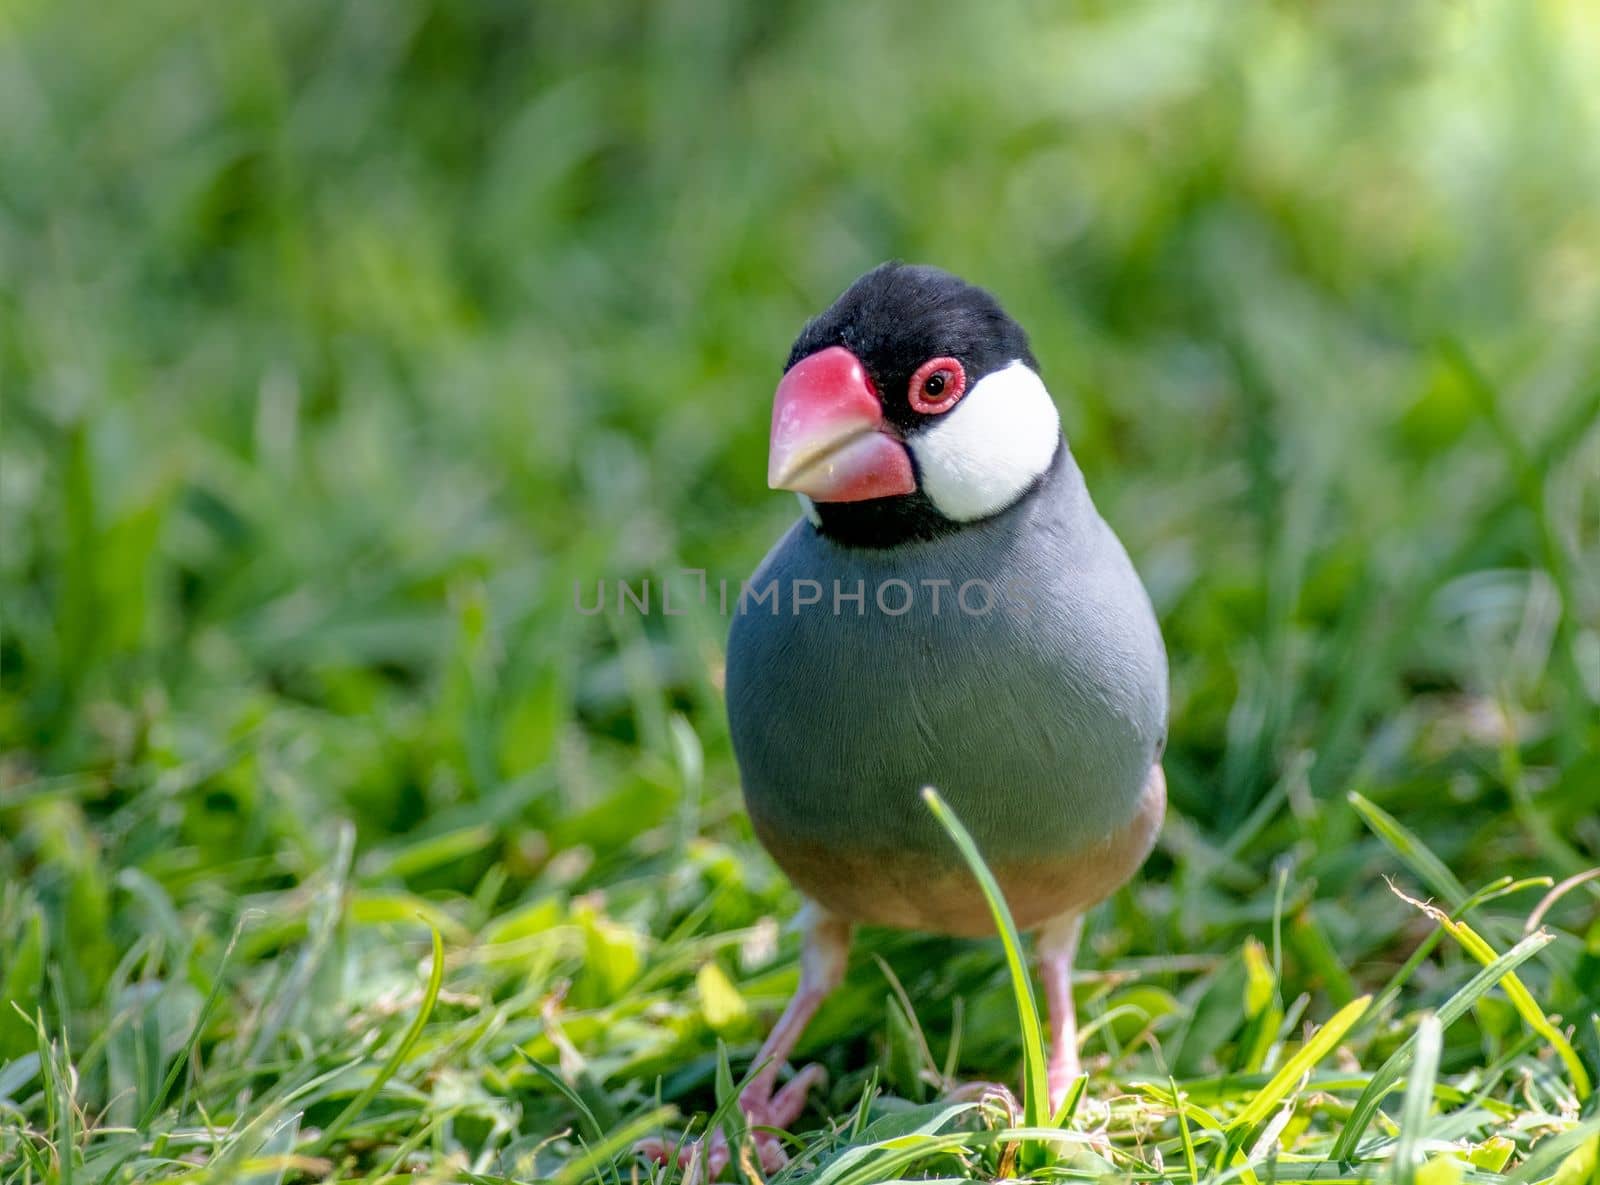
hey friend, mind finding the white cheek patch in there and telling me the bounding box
[796,493,822,525]
[909,361,1061,522]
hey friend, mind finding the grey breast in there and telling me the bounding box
[725,448,1168,864]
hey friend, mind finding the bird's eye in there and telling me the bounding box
[907,356,967,415]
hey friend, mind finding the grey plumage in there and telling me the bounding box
[727,441,1167,871]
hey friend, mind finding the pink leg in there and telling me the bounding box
[1038,912,1084,1115]
[641,906,852,1179]
[742,908,849,1108]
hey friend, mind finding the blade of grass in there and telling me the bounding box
[1391,885,1590,1099]
[871,953,940,1096]
[1526,868,1600,933]
[370,1104,460,1183]
[1505,1118,1600,1185]
[808,1101,980,1185]
[516,1049,604,1144]
[1229,993,1369,1132]
[848,1068,880,1140]
[1050,1073,1088,1128]
[1290,907,1359,1007]
[138,914,248,1129]
[245,823,355,1061]
[1390,1014,1442,1185]
[550,1106,678,1185]
[308,925,445,1156]
[1350,793,1469,910]
[710,1037,745,1177]
[1332,929,1553,1162]
[820,1124,1094,1185]
[921,787,1049,1131]
[1174,1077,1202,1185]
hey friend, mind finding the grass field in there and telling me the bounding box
[3,1,1599,1182]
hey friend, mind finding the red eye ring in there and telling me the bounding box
[908,356,966,415]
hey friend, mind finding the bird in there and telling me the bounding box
[646,262,1167,1177]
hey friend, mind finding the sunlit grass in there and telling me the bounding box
[3,0,1599,1182]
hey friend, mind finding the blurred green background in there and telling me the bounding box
[2,0,1598,1178]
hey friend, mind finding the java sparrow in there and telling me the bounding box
[655,263,1167,1176]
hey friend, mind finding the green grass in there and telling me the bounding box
[3,0,1600,1182]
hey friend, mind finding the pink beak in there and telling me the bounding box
[767,347,916,503]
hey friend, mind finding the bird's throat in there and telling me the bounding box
[809,436,1067,549]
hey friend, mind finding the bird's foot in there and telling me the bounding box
[945,1067,1086,1126]
[946,1079,1021,1122]
[638,1064,826,1181]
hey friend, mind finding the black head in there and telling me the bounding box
[786,263,1038,437]
[767,263,1060,548]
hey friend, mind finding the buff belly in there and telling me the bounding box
[752,766,1165,936]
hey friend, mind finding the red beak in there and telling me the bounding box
[767,347,916,503]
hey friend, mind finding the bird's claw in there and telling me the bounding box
[637,1064,826,1181]
[945,1079,1022,1121]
